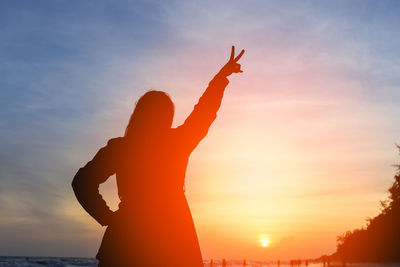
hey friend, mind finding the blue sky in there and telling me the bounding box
[1,0,400,259]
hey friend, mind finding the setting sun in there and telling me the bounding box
[260,237,271,248]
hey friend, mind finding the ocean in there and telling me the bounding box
[1,257,399,267]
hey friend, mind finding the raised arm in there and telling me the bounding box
[177,46,245,150]
[72,138,121,226]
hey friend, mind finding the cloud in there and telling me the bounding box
[1,0,400,259]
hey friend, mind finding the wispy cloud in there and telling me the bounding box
[1,0,400,259]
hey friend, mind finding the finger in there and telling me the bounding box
[230,46,235,61]
[234,49,245,62]
[234,64,242,73]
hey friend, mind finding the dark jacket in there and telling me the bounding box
[72,74,229,266]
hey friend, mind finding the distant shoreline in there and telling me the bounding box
[1,256,400,267]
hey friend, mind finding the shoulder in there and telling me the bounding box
[166,127,184,144]
[94,137,125,157]
[170,126,184,138]
[169,127,197,153]
[104,137,126,153]
[107,137,125,147]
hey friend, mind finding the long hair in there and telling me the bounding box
[125,90,174,138]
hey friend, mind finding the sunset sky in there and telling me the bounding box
[1,0,400,261]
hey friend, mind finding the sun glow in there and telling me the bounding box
[260,236,271,248]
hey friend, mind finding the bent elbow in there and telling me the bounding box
[72,168,85,194]
[71,176,78,192]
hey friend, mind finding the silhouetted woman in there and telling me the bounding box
[72,46,245,266]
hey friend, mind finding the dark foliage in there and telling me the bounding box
[334,145,400,262]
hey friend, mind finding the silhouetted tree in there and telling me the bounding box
[335,145,400,262]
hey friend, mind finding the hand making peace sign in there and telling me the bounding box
[218,46,245,77]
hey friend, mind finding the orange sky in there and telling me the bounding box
[93,42,398,260]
